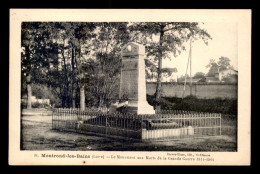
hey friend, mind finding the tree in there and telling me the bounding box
[193,72,205,79]
[57,22,97,110]
[218,56,232,71]
[87,22,130,109]
[73,22,96,111]
[206,57,232,77]
[145,59,156,81]
[21,22,128,110]
[129,22,211,109]
[21,22,60,109]
[21,22,32,109]
[21,22,93,109]
[206,59,219,77]
[177,74,190,82]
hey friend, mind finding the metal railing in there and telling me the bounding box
[141,113,221,140]
[52,108,221,140]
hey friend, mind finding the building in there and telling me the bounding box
[218,68,238,81]
[31,96,50,105]
[21,95,50,106]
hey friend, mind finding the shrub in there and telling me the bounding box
[147,95,237,115]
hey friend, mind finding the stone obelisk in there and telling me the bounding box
[110,42,155,115]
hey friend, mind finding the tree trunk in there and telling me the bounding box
[62,47,70,108]
[25,44,32,109]
[80,85,85,111]
[62,96,65,108]
[72,91,76,108]
[155,30,164,110]
[26,74,32,109]
[98,96,104,109]
[75,44,86,111]
[71,47,76,108]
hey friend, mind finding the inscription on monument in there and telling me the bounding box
[122,60,138,70]
[120,71,138,99]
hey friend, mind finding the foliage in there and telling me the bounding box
[147,95,237,115]
[21,22,213,110]
[31,84,61,107]
[222,74,238,83]
[193,72,205,79]
[206,59,219,77]
[218,56,233,71]
[206,56,233,77]
[129,22,212,107]
[85,22,129,108]
[31,102,50,108]
[21,100,27,109]
[177,74,190,82]
[21,22,130,109]
[21,22,97,109]
[129,22,211,61]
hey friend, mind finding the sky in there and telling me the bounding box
[161,22,238,77]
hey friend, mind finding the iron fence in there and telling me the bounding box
[52,108,221,140]
[141,113,221,140]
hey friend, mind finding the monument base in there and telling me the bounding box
[109,100,155,115]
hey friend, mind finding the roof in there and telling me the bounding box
[219,68,238,73]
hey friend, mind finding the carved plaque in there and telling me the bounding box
[122,60,138,70]
[120,70,138,99]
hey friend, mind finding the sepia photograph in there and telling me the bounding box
[9,9,251,165]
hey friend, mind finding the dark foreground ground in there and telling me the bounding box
[21,114,237,151]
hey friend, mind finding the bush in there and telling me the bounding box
[31,84,61,107]
[147,95,237,115]
[222,74,238,83]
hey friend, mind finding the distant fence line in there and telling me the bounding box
[52,108,221,141]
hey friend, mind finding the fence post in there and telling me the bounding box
[141,115,143,141]
[191,113,193,127]
[105,114,108,137]
[52,108,54,129]
[220,113,222,136]
[214,113,216,134]
[58,108,60,129]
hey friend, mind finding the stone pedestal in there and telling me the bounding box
[110,42,155,115]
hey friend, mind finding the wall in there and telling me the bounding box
[146,82,238,99]
[219,69,238,81]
